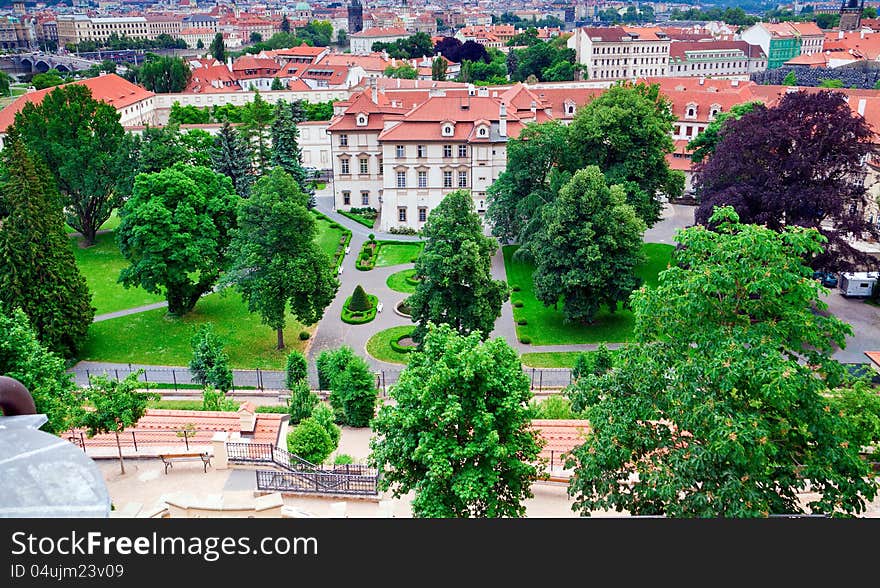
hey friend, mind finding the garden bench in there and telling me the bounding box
[159,452,211,475]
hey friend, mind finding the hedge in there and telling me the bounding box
[341,294,378,324]
[356,241,378,271]
[337,209,376,229]
[390,331,417,353]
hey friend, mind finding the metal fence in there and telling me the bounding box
[69,364,573,394]
[228,442,379,496]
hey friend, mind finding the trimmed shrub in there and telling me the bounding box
[390,331,417,353]
[519,336,531,344]
[513,300,524,308]
[298,330,310,340]
[255,405,289,413]
[517,319,528,326]
[285,350,308,388]
[341,294,378,324]
[189,324,233,393]
[286,418,334,465]
[288,380,318,424]
[349,285,371,312]
[201,388,238,411]
[528,395,575,420]
[334,453,354,465]
[511,284,521,292]
[329,353,378,427]
[368,233,375,241]
[311,403,341,448]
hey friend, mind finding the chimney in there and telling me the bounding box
[226,56,232,72]
[370,76,377,103]
[699,77,705,85]
[468,83,475,96]
[499,102,507,137]
[530,100,536,114]
[477,86,489,97]
[858,98,867,116]
[861,30,866,39]
[238,403,256,434]
[839,29,845,40]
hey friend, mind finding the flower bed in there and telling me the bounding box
[356,240,378,271]
[341,294,378,324]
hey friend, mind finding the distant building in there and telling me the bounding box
[348,0,363,35]
[741,22,825,69]
[840,0,865,31]
[350,26,407,54]
[568,26,671,80]
[668,40,767,78]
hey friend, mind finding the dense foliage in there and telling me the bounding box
[189,324,233,393]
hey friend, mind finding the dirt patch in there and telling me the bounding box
[396,336,417,348]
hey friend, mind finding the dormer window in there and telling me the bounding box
[442,122,455,136]
[685,103,697,119]
[356,113,368,126]
[709,104,722,120]
[477,126,488,137]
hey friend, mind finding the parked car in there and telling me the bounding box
[812,271,838,288]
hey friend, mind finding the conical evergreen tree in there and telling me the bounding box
[270,100,307,189]
[0,138,95,357]
[349,285,371,312]
[211,122,254,198]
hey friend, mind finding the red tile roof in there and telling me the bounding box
[531,419,590,461]
[352,26,407,38]
[866,351,880,369]
[669,40,766,60]
[0,74,154,133]
[65,408,287,448]
[232,55,280,72]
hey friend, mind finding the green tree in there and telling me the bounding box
[525,166,646,324]
[79,372,159,474]
[384,63,418,79]
[132,55,191,93]
[370,324,542,517]
[285,349,308,388]
[819,78,844,88]
[117,164,239,316]
[196,38,204,50]
[287,380,318,424]
[311,403,340,447]
[281,15,291,34]
[133,124,213,173]
[316,345,354,395]
[211,122,255,198]
[782,70,798,86]
[11,84,135,246]
[864,6,878,18]
[270,100,307,189]
[169,102,211,125]
[431,57,447,80]
[348,285,371,311]
[202,387,238,411]
[0,138,94,357]
[250,32,263,44]
[223,168,338,349]
[569,82,682,227]
[409,190,508,343]
[30,68,66,90]
[687,101,760,164]
[336,29,347,47]
[329,352,377,427]
[287,417,334,464]
[567,207,877,517]
[242,91,275,172]
[0,71,11,96]
[189,324,233,393]
[487,120,572,243]
[210,32,226,62]
[0,308,79,434]
[271,76,284,90]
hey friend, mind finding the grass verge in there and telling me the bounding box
[365,325,416,364]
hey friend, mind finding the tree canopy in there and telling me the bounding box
[0,138,94,357]
[10,84,136,246]
[211,122,255,198]
[373,32,434,59]
[566,207,878,517]
[524,166,646,324]
[408,190,508,343]
[694,90,877,270]
[126,55,191,93]
[117,163,239,316]
[370,324,542,517]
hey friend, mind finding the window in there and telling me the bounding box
[398,207,407,222]
[339,134,348,146]
[378,158,383,175]
[340,158,350,174]
[418,170,427,188]
[356,114,367,126]
[443,171,453,188]
[458,144,467,158]
[342,191,350,205]
[417,144,427,158]
[442,123,454,136]
[361,191,369,206]
[396,145,405,158]
[477,126,487,137]
[458,171,467,188]
[418,207,427,222]
[360,157,369,175]
[443,145,452,158]
[397,171,406,188]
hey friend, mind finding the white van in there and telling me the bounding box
[838,272,878,297]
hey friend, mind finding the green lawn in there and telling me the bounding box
[66,210,120,235]
[365,325,415,364]
[337,209,376,229]
[519,349,620,368]
[386,269,418,293]
[72,232,164,315]
[314,214,347,260]
[80,290,309,369]
[375,241,423,267]
[503,243,674,345]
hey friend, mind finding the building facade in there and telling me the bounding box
[667,41,766,77]
[568,26,671,80]
[349,27,407,54]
